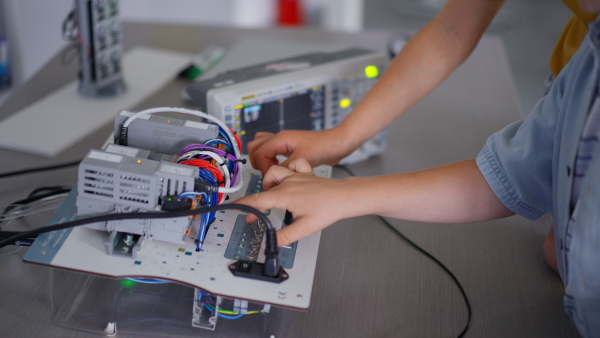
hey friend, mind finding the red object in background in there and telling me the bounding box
[278,0,304,26]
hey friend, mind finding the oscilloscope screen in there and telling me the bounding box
[237,86,325,147]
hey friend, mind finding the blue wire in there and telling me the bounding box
[200,300,245,320]
[178,191,212,251]
[217,312,245,320]
[205,139,229,149]
[194,168,221,250]
[179,192,208,201]
[205,122,234,149]
[126,277,170,284]
[215,126,234,151]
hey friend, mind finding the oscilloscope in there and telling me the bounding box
[185,48,389,164]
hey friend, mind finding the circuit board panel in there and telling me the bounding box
[24,161,330,309]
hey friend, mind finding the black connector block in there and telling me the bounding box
[229,261,289,284]
[194,178,220,193]
[161,196,192,212]
[118,125,128,145]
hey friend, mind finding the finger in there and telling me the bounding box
[287,158,312,173]
[253,134,296,174]
[261,165,299,191]
[276,217,320,247]
[244,211,259,224]
[247,132,274,170]
[235,191,289,223]
[232,193,269,224]
[277,154,315,172]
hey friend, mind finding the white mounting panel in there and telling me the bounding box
[24,159,331,310]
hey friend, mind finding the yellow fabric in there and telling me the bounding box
[550,0,598,77]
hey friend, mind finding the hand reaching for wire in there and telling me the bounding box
[247,129,355,175]
[235,158,355,247]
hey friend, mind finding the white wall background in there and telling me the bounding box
[2,0,73,85]
[0,0,361,88]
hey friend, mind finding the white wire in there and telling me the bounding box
[179,150,209,161]
[190,150,231,189]
[122,107,244,193]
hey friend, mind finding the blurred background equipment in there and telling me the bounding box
[0,37,10,91]
[70,0,126,97]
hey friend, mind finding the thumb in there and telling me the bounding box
[276,216,320,247]
[287,158,313,173]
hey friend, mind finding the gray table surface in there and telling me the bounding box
[0,22,578,337]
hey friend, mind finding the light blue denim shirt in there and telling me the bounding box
[476,18,600,337]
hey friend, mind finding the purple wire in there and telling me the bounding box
[181,144,227,156]
[179,144,240,186]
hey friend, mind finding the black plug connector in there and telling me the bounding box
[228,208,287,283]
[262,228,279,277]
[118,125,128,146]
[161,196,192,212]
[229,226,288,283]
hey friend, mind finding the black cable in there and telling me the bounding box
[26,186,72,200]
[0,203,275,250]
[0,160,82,179]
[0,186,72,229]
[0,231,36,247]
[335,164,472,338]
[61,9,77,41]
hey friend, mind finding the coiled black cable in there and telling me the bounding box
[335,164,472,338]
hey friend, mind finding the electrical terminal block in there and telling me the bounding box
[105,231,143,259]
[114,110,219,154]
[246,218,266,261]
[75,0,126,97]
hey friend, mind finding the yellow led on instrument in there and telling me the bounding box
[340,98,351,108]
[365,65,379,78]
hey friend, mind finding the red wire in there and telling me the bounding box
[180,159,225,202]
[229,127,243,153]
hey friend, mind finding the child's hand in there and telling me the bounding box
[247,129,352,175]
[235,158,352,247]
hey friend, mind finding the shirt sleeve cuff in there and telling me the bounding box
[476,143,549,220]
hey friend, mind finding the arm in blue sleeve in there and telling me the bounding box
[476,77,564,220]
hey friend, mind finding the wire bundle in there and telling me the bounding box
[177,141,243,251]
[120,107,247,252]
[122,107,245,194]
[198,292,264,320]
[177,132,244,252]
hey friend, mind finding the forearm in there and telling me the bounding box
[340,159,513,223]
[236,158,513,246]
[335,0,506,151]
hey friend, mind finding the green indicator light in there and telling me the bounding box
[365,65,379,78]
[121,279,136,288]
